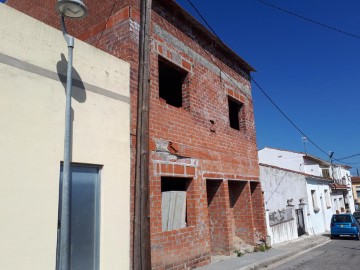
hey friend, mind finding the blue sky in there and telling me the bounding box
[176,0,360,174]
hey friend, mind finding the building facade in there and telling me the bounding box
[7,1,267,269]
[351,177,360,210]
[0,5,130,270]
[260,164,333,245]
[259,147,355,214]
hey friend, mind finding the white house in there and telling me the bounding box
[0,6,130,270]
[260,164,333,245]
[259,147,355,214]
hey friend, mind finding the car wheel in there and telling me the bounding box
[356,232,360,241]
[331,234,335,239]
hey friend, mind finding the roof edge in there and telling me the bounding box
[154,0,256,73]
[259,163,333,182]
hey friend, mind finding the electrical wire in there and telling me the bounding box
[256,0,360,40]
[337,153,360,161]
[184,0,253,103]
[250,76,328,157]
[95,0,118,48]
[185,0,332,158]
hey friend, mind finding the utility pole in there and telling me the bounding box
[133,0,152,269]
[301,137,307,155]
[329,151,334,182]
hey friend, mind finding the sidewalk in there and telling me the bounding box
[196,234,330,270]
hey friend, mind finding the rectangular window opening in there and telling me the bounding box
[311,190,319,212]
[158,57,188,108]
[228,180,246,208]
[321,168,331,178]
[324,189,331,208]
[161,177,191,231]
[228,96,243,130]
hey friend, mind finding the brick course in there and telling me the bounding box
[7,0,267,268]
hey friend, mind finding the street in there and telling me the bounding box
[268,237,360,270]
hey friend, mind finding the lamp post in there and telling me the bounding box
[329,151,335,181]
[55,1,87,269]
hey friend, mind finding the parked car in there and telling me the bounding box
[331,214,360,240]
[353,211,360,223]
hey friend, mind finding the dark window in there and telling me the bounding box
[332,215,352,223]
[158,57,187,108]
[228,96,243,130]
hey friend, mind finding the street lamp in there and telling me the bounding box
[55,1,87,269]
[329,151,335,181]
[55,0,87,18]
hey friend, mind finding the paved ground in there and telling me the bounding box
[196,234,330,270]
[267,236,360,270]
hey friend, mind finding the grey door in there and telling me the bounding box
[57,165,100,270]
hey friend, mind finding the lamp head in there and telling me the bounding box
[55,0,87,19]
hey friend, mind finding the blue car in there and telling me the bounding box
[330,214,360,240]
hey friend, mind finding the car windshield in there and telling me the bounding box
[353,212,360,218]
[332,215,352,223]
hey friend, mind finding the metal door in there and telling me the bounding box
[295,208,305,236]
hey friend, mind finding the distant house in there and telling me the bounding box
[259,163,333,245]
[259,147,355,214]
[351,177,360,210]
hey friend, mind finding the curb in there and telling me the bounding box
[238,237,331,270]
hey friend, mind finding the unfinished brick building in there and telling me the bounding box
[7,0,267,268]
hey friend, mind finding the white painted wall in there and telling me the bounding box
[259,148,305,173]
[0,5,130,270]
[306,180,333,234]
[331,190,355,214]
[270,218,298,245]
[260,165,333,238]
[303,159,322,176]
[346,192,355,213]
[260,165,308,212]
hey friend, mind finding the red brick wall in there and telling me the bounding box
[206,180,232,255]
[251,182,267,242]
[229,181,256,244]
[7,1,267,269]
[149,160,210,269]
[6,0,137,37]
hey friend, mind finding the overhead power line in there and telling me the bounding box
[256,0,360,40]
[337,153,360,161]
[185,0,332,159]
[96,0,118,48]
[185,0,253,103]
[250,77,328,157]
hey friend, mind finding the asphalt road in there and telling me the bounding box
[268,237,360,270]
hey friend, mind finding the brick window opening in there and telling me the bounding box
[228,181,246,208]
[228,96,243,130]
[158,57,188,108]
[161,177,190,231]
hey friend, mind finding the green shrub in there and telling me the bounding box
[234,249,245,257]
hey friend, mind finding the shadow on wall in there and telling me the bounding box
[56,53,86,160]
[56,53,86,103]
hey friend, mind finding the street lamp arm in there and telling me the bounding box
[60,16,74,47]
